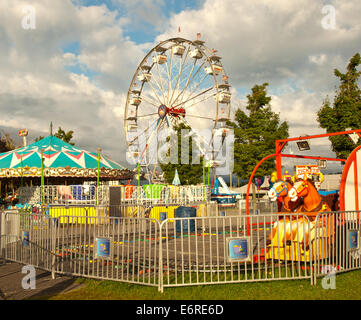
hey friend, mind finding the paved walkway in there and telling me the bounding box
[0,261,84,300]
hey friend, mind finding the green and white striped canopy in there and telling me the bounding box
[0,135,125,176]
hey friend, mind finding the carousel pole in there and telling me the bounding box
[202,157,205,200]
[137,163,140,187]
[41,149,44,204]
[96,148,101,206]
[208,163,210,187]
[202,158,205,185]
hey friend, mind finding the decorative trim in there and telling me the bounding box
[0,166,134,179]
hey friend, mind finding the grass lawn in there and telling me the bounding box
[40,269,361,300]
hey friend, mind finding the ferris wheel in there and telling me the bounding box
[124,37,231,181]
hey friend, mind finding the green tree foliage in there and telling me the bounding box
[228,83,289,179]
[54,127,75,145]
[0,133,16,152]
[317,53,361,159]
[159,122,203,185]
[34,136,45,142]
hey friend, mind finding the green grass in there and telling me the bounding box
[38,269,361,300]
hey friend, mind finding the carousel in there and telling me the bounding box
[0,135,134,203]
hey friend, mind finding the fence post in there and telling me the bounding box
[158,220,163,293]
[313,212,320,286]
[85,207,89,240]
[308,215,314,286]
[51,217,56,279]
[0,210,3,264]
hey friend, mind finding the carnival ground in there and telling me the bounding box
[31,269,361,300]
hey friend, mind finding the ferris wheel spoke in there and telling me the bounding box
[185,114,215,121]
[137,112,158,118]
[183,90,217,112]
[128,118,159,146]
[139,118,163,165]
[154,59,167,103]
[179,59,209,101]
[182,72,211,106]
[140,94,161,108]
[169,45,191,107]
[178,117,211,157]
[139,68,163,105]
[171,62,197,108]
[148,63,169,104]
[173,86,214,109]
[165,49,174,106]
[172,58,207,107]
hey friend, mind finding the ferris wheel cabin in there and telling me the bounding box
[216,83,231,104]
[172,44,186,56]
[137,65,152,82]
[205,55,223,75]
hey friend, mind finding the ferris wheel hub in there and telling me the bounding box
[158,104,168,119]
[158,105,186,119]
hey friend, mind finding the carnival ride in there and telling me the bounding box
[124,37,232,182]
[246,129,361,262]
[0,135,134,207]
[0,135,132,182]
[210,176,240,207]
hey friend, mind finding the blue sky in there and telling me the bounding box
[72,0,203,44]
[64,0,204,82]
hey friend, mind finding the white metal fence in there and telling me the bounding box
[158,213,313,291]
[1,208,360,291]
[18,185,108,205]
[18,185,210,206]
[313,211,361,284]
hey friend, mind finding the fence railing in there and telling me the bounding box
[158,213,313,291]
[313,210,361,284]
[18,185,108,205]
[0,211,55,272]
[18,185,210,206]
[121,185,210,206]
[2,208,360,291]
[238,199,277,215]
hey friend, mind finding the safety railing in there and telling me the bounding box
[17,185,211,207]
[158,213,313,291]
[18,185,109,206]
[1,208,320,292]
[0,211,56,273]
[313,210,361,285]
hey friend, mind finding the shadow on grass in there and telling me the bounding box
[35,269,361,300]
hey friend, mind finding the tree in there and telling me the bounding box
[159,122,203,185]
[54,127,75,145]
[34,136,44,142]
[228,83,289,180]
[0,132,16,152]
[317,53,361,159]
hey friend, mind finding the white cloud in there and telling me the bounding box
[0,0,145,165]
[309,54,327,65]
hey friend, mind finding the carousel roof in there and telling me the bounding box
[0,135,130,178]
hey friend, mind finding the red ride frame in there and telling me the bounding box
[244,129,361,236]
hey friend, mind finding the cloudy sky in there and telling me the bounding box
[0,0,360,173]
